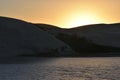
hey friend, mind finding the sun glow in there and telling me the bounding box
[64,12,102,28]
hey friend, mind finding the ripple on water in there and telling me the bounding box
[0,57,120,80]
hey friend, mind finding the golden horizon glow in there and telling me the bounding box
[62,11,103,28]
[1,0,120,28]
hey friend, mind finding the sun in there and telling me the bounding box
[64,12,102,28]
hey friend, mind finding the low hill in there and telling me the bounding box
[0,16,73,57]
[35,23,120,56]
[70,23,120,47]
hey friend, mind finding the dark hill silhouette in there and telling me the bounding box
[35,23,120,56]
[0,16,73,57]
[36,23,120,47]
[0,16,120,57]
[68,23,120,47]
[34,23,69,36]
[35,23,62,30]
[71,23,120,31]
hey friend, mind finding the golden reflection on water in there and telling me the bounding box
[51,58,117,66]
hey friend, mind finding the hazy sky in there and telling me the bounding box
[1,0,120,28]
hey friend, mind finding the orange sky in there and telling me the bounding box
[0,0,120,28]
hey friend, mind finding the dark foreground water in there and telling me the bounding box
[0,57,120,80]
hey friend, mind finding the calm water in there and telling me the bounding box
[0,57,120,80]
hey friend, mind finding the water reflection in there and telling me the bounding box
[0,57,120,80]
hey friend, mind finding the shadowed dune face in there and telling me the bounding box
[0,17,72,57]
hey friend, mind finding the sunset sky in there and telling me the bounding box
[0,0,120,28]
